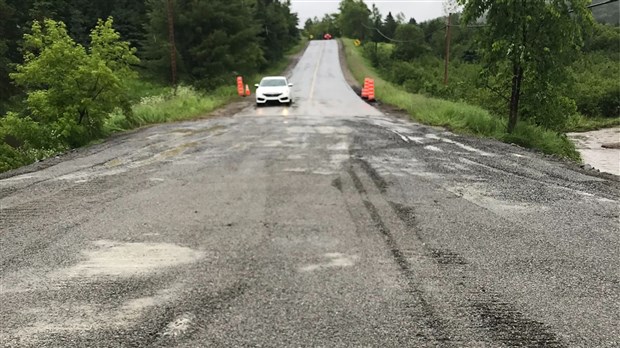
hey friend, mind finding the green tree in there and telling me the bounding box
[338,0,370,39]
[305,13,340,39]
[0,0,16,108]
[255,0,299,66]
[369,4,383,42]
[459,0,593,133]
[27,0,148,47]
[382,12,397,39]
[10,18,139,147]
[143,0,265,88]
[392,24,428,61]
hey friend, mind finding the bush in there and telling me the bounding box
[569,52,620,118]
[10,18,138,147]
[0,112,63,172]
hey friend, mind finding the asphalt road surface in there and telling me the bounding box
[1,41,619,347]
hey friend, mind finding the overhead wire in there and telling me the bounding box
[362,21,479,44]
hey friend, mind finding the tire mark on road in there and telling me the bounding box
[352,157,568,348]
[346,165,454,345]
[471,294,566,348]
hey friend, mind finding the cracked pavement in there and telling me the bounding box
[1,40,619,347]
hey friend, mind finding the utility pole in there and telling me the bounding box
[166,0,178,88]
[443,12,452,86]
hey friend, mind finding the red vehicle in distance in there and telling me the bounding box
[323,33,332,40]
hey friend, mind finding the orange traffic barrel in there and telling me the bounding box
[237,76,244,96]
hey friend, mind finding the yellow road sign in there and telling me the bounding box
[354,39,361,47]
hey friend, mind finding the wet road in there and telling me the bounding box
[1,41,619,347]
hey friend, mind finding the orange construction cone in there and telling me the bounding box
[245,84,251,97]
[237,76,244,96]
[367,79,375,101]
[361,78,370,99]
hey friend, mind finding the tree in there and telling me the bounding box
[10,18,139,147]
[0,0,16,108]
[369,4,384,42]
[255,0,299,66]
[383,12,398,39]
[459,0,592,133]
[392,24,428,61]
[27,0,148,47]
[338,0,371,39]
[143,0,269,88]
[306,13,341,38]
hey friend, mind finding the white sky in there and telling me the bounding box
[290,0,447,25]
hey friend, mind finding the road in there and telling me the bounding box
[1,40,619,347]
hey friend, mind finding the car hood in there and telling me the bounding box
[257,86,288,94]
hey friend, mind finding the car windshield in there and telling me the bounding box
[260,79,286,87]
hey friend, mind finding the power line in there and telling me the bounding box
[361,22,447,43]
[587,0,619,9]
[362,23,413,43]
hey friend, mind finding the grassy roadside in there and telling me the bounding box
[341,39,581,161]
[565,114,620,132]
[105,39,308,134]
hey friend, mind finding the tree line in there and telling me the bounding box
[0,0,300,110]
[304,0,619,134]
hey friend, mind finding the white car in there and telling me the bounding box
[255,76,293,106]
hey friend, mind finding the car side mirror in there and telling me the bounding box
[254,84,259,88]
[288,83,294,87]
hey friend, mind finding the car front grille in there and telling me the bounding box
[263,93,282,97]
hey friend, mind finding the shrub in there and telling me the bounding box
[10,18,139,147]
[0,112,63,172]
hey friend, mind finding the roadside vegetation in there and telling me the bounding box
[342,39,581,160]
[0,0,301,173]
[306,0,619,160]
[104,38,306,134]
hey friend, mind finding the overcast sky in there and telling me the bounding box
[290,0,448,25]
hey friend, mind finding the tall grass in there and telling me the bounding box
[105,84,234,133]
[342,39,580,161]
[565,113,620,132]
[105,38,308,134]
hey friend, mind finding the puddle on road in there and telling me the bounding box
[444,184,540,216]
[300,252,359,272]
[568,127,620,176]
[57,240,205,278]
[424,145,443,152]
[12,283,184,340]
[3,240,204,343]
